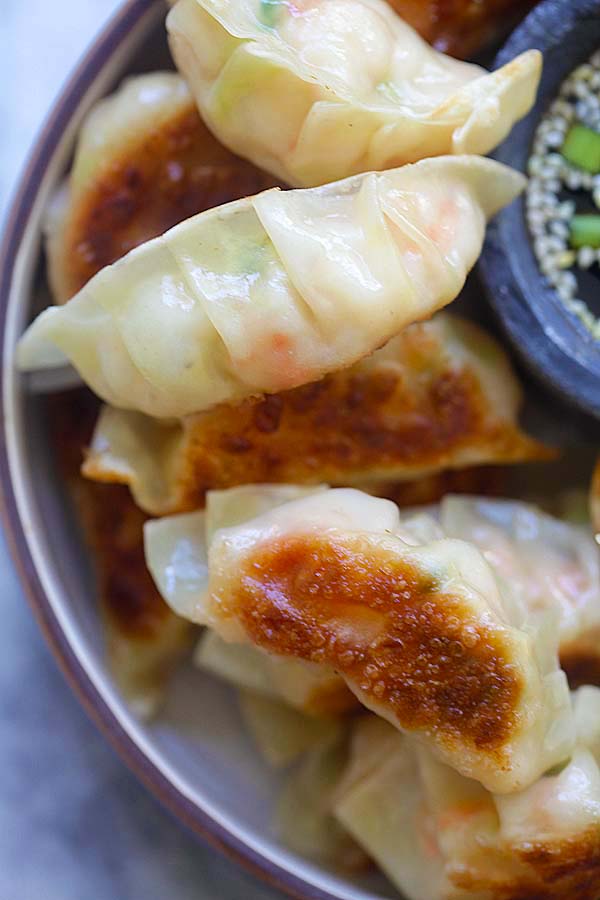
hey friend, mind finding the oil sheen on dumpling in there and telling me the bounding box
[144,486,573,793]
[150,483,357,715]
[167,0,541,187]
[17,156,524,418]
[334,701,600,900]
[45,71,275,304]
[81,313,551,515]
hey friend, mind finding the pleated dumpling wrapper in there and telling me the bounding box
[17,156,525,419]
[167,0,541,187]
[334,696,600,900]
[144,485,573,793]
[440,495,600,685]
[81,313,551,516]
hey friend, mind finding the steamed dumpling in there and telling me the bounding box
[335,706,600,900]
[18,156,524,419]
[45,71,274,304]
[167,0,541,187]
[82,313,551,515]
[144,485,573,793]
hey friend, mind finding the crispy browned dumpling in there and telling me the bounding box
[83,314,553,516]
[50,391,193,716]
[145,487,573,793]
[45,71,275,303]
[389,0,536,57]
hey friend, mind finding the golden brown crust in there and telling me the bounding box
[450,827,600,899]
[52,104,275,301]
[389,0,536,57]
[158,323,550,512]
[216,532,523,758]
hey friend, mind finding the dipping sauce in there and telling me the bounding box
[527,49,600,338]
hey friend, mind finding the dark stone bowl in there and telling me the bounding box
[479,0,600,418]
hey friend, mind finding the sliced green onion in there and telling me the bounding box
[561,123,600,173]
[259,0,282,28]
[569,214,600,249]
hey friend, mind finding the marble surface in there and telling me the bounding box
[0,3,282,898]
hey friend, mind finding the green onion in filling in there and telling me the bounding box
[569,214,600,249]
[562,123,600,174]
[259,0,282,28]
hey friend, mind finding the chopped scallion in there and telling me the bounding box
[569,214,600,249]
[561,123,600,174]
[259,0,281,28]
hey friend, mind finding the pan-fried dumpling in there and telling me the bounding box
[48,390,194,719]
[82,313,551,515]
[167,0,541,187]
[144,486,573,793]
[18,156,524,418]
[45,71,275,304]
[334,706,600,900]
[153,483,357,714]
[440,495,600,685]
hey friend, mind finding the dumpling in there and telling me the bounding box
[167,0,541,187]
[238,689,345,768]
[82,313,551,515]
[150,482,357,714]
[196,630,357,715]
[334,701,600,900]
[48,390,193,718]
[76,481,194,718]
[144,485,573,793]
[440,495,600,686]
[46,71,274,304]
[18,156,524,419]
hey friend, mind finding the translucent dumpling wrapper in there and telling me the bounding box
[82,313,552,516]
[45,71,275,304]
[167,0,541,187]
[275,727,368,868]
[195,628,357,715]
[334,704,600,900]
[237,690,345,767]
[440,495,600,686]
[17,156,525,419]
[144,485,573,793]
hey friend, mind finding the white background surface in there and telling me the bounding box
[0,3,281,898]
